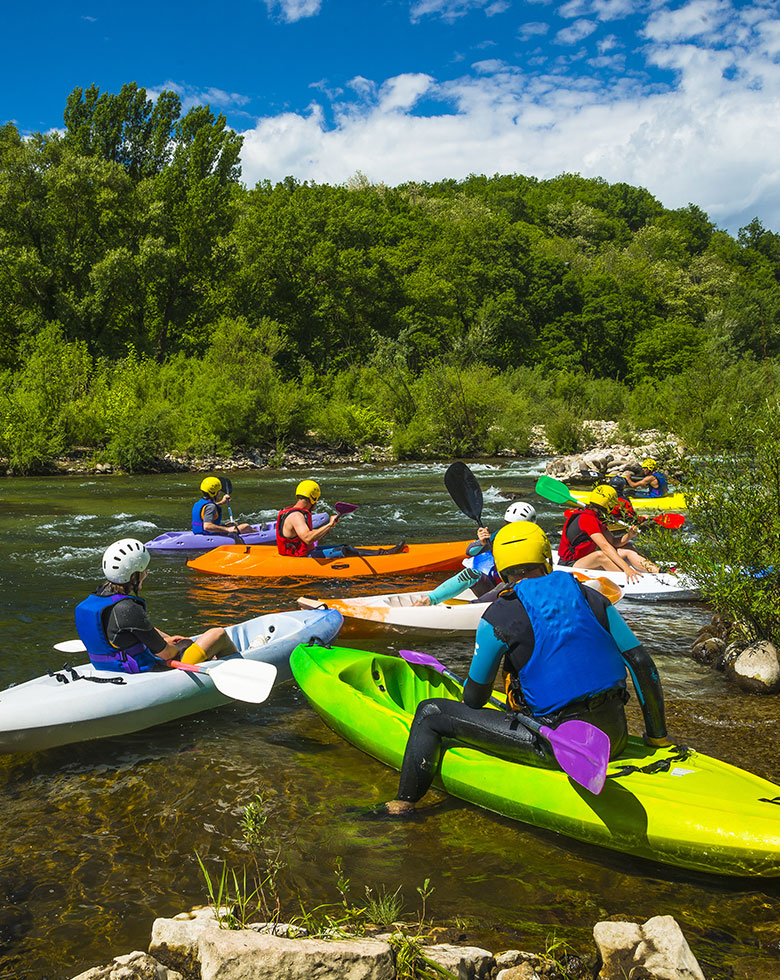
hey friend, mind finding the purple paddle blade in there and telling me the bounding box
[539,720,610,795]
[335,501,358,515]
[399,649,441,670]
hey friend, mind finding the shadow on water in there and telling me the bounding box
[1,467,780,978]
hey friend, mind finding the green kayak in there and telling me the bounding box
[290,642,780,877]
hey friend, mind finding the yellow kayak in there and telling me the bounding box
[570,489,687,512]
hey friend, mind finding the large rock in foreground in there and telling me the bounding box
[71,951,183,980]
[593,915,705,980]
[150,908,395,980]
[726,640,780,694]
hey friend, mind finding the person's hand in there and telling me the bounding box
[643,733,675,747]
[412,595,432,606]
[477,526,491,545]
[624,566,642,585]
[167,635,189,645]
[329,514,340,527]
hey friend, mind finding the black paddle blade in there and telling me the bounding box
[444,461,483,524]
[221,477,233,496]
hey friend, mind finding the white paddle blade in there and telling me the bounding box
[206,660,278,703]
[54,639,88,654]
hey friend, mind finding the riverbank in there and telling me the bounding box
[0,421,682,476]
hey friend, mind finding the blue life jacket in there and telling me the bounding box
[74,593,162,674]
[192,498,221,534]
[507,572,626,715]
[648,472,669,498]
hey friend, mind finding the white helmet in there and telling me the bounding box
[504,501,537,524]
[102,538,150,584]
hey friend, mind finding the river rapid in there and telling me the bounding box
[1,461,779,979]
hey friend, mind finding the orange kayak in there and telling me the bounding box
[187,541,472,580]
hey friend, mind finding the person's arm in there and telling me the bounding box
[589,530,641,583]
[201,501,239,535]
[462,618,509,708]
[624,473,655,489]
[605,604,670,743]
[108,602,178,663]
[286,510,339,546]
[465,526,492,557]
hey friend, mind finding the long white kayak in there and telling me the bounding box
[297,573,621,632]
[553,558,700,602]
[0,608,343,754]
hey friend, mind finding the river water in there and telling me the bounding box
[1,462,779,979]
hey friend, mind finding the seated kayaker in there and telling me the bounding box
[558,485,659,583]
[193,477,253,538]
[75,538,238,673]
[277,480,341,556]
[414,501,537,606]
[382,522,672,817]
[621,458,669,498]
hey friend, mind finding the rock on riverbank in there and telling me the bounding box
[542,422,684,484]
[70,906,707,980]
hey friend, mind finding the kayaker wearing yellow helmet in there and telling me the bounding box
[381,522,671,817]
[192,477,253,538]
[276,480,341,556]
[622,458,670,498]
[558,484,659,584]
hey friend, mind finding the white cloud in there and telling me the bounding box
[644,0,730,43]
[239,2,780,232]
[150,82,251,112]
[409,0,503,22]
[519,21,550,39]
[555,19,598,43]
[263,0,321,23]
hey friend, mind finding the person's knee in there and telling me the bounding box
[416,699,444,722]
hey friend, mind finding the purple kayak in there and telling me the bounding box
[145,513,329,551]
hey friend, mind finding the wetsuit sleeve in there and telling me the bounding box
[106,600,168,655]
[465,529,497,557]
[606,605,667,739]
[463,617,509,708]
[428,568,481,605]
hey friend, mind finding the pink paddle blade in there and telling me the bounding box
[335,502,358,515]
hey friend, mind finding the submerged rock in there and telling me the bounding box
[71,951,183,980]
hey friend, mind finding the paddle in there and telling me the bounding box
[399,650,609,795]
[534,475,685,528]
[335,502,358,516]
[221,477,244,542]
[51,640,276,704]
[444,462,483,526]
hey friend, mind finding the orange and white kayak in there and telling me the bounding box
[187,541,472,580]
[296,572,622,630]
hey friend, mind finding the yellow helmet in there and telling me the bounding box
[493,521,553,578]
[200,476,222,498]
[296,479,321,503]
[588,484,619,512]
[641,457,657,470]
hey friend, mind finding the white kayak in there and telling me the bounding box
[0,608,343,754]
[553,558,700,602]
[297,572,621,632]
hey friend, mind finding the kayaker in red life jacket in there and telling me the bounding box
[75,538,239,673]
[193,477,253,538]
[276,480,340,556]
[558,485,659,584]
[379,523,672,817]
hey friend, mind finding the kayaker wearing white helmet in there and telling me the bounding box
[193,477,253,538]
[382,523,671,817]
[558,485,658,584]
[74,539,238,673]
[415,501,537,606]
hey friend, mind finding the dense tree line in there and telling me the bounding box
[1,83,779,471]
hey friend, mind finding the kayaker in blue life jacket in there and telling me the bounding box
[75,538,238,673]
[414,501,537,606]
[381,522,672,817]
[193,477,253,538]
[621,458,669,498]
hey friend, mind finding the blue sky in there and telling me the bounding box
[4,0,780,232]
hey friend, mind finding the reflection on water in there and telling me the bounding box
[1,466,780,979]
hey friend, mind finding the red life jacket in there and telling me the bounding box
[276,505,313,556]
[559,508,609,563]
